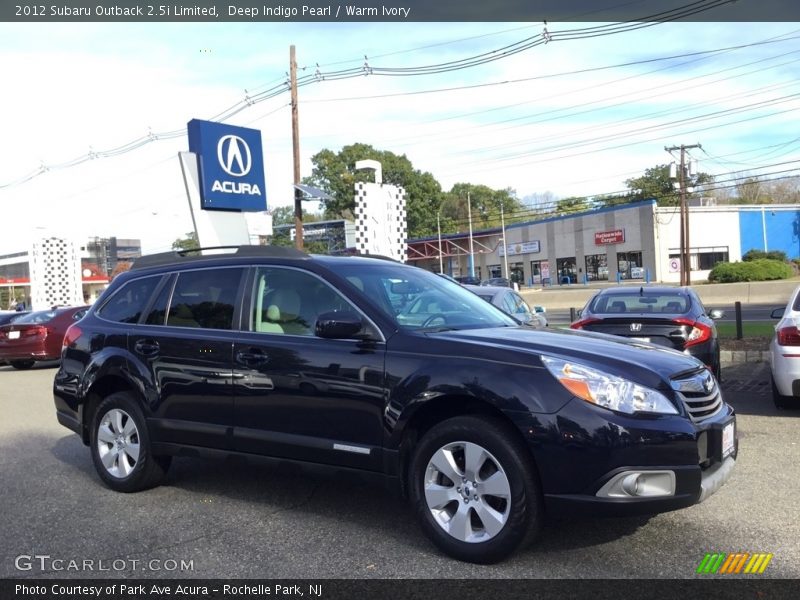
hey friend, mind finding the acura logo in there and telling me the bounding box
[217,135,252,177]
[630,323,642,332]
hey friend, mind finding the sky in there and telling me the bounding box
[1,19,799,254]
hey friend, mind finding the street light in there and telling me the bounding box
[437,208,444,274]
[467,190,475,278]
[500,202,509,282]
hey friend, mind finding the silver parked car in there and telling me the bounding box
[466,285,547,327]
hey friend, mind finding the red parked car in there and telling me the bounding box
[0,306,89,370]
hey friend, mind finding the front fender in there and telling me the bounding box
[383,353,571,448]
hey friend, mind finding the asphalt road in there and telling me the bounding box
[0,362,798,579]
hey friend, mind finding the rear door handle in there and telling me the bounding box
[236,349,270,365]
[134,339,160,356]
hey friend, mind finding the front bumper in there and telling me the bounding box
[509,396,737,517]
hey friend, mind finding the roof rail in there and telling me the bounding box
[131,245,308,270]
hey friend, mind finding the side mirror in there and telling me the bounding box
[315,311,364,339]
[708,309,725,320]
[771,307,785,319]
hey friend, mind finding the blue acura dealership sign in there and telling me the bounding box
[187,119,267,211]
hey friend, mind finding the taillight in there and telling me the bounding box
[673,318,712,347]
[62,324,83,349]
[570,318,601,330]
[777,326,800,346]
[24,326,47,338]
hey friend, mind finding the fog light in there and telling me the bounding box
[597,470,676,498]
[621,474,640,496]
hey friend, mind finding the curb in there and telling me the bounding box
[720,350,771,366]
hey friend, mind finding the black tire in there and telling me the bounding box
[408,415,542,564]
[771,377,798,410]
[10,360,35,370]
[90,392,171,492]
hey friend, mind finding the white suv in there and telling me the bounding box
[769,285,800,409]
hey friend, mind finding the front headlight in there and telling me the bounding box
[541,356,678,415]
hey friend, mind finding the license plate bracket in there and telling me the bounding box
[721,420,735,459]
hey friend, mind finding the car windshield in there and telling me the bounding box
[336,263,517,331]
[13,310,57,324]
[589,292,690,314]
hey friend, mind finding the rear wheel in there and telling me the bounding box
[408,415,542,563]
[90,392,171,492]
[10,360,35,370]
[771,376,798,410]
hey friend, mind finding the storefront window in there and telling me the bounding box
[669,247,729,271]
[617,251,643,279]
[509,262,524,286]
[584,254,608,281]
[556,257,577,284]
[488,264,501,278]
[530,260,543,284]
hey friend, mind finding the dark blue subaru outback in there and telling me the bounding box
[54,246,737,563]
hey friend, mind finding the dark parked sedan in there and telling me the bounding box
[0,305,88,369]
[571,286,724,379]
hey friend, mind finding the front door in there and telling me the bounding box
[231,266,386,471]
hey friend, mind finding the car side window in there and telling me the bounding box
[251,267,353,336]
[511,293,531,315]
[97,276,162,324]
[144,277,174,326]
[166,268,244,330]
[502,293,517,314]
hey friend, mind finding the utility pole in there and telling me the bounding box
[665,143,701,286]
[467,191,475,278]
[290,45,303,250]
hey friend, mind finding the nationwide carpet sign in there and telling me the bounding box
[187,119,267,211]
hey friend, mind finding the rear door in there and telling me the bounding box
[130,266,246,450]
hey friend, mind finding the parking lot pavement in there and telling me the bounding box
[1,362,798,579]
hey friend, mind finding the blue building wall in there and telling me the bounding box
[739,209,800,259]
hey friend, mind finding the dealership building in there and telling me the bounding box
[406,200,800,285]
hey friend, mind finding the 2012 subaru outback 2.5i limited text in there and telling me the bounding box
[54,246,737,563]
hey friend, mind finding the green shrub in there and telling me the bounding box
[708,259,793,283]
[742,249,788,262]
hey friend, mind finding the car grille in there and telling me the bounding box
[670,370,723,423]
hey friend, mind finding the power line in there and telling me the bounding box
[0,0,738,190]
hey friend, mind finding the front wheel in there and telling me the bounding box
[408,415,542,563]
[90,392,171,492]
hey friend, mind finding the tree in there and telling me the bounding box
[270,205,324,226]
[303,143,443,238]
[624,164,679,206]
[555,196,592,215]
[440,183,524,232]
[110,261,132,280]
[621,163,714,207]
[172,231,199,251]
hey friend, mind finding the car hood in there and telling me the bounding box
[432,326,705,388]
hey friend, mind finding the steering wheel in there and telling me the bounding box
[421,313,448,328]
